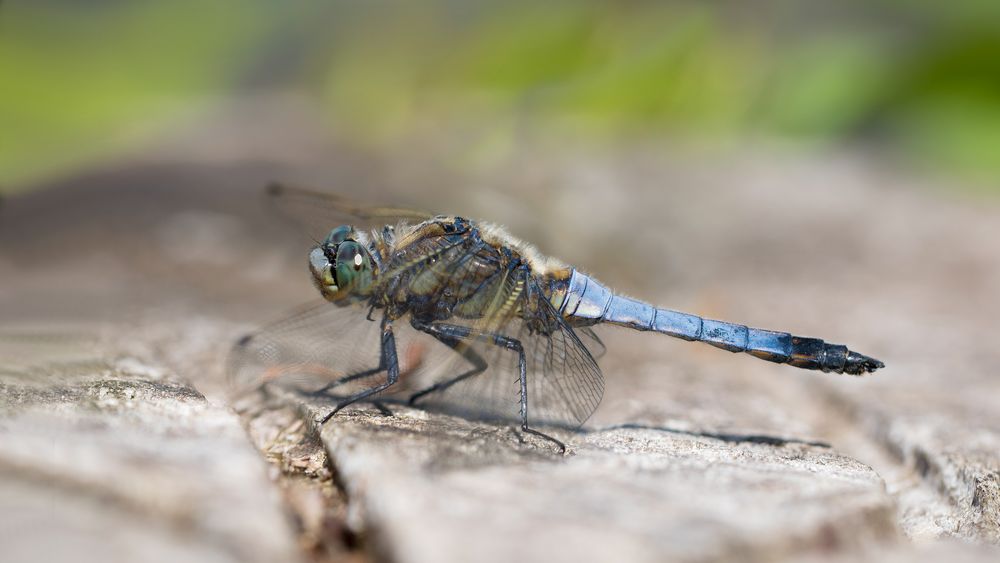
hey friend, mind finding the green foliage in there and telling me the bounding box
[880,28,1000,184]
[0,1,268,189]
[4,0,1000,191]
[318,1,1000,187]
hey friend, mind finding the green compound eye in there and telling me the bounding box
[324,225,354,246]
[334,241,373,292]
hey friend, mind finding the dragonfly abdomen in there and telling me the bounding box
[559,270,883,375]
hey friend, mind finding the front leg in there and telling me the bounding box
[320,317,400,425]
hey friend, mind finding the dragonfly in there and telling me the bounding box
[229,184,884,452]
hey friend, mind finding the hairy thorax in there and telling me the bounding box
[371,217,573,325]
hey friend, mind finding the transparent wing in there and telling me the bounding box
[265,182,433,242]
[577,326,607,360]
[522,304,606,428]
[227,300,483,408]
[227,301,386,400]
[410,276,606,430]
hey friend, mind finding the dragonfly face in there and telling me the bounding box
[309,225,377,304]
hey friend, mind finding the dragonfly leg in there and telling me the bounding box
[312,364,385,396]
[410,320,566,453]
[370,401,394,416]
[320,318,399,425]
[407,323,488,405]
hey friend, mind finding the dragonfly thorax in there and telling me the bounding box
[309,225,377,304]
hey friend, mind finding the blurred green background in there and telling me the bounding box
[3,0,1000,193]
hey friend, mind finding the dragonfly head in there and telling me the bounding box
[309,225,377,303]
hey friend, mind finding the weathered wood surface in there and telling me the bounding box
[2,99,999,562]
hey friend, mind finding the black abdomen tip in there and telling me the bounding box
[844,351,885,375]
[788,337,884,375]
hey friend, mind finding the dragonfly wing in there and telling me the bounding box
[228,300,481,408]
[228,301,387,401]
[519,281,605,428]
[265,182,434,242]
[411,276,606,431]
[577,326,607,360]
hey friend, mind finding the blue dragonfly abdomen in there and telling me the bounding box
[558,271,883,375]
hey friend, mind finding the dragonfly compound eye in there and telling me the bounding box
[324,225,355,246]
[334,241,374,294]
